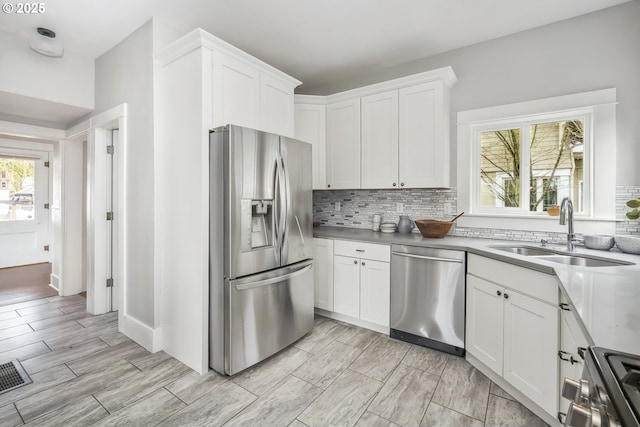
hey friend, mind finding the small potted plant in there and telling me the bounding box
[627,198,640,220]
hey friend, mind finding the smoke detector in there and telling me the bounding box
[29,27,64,58]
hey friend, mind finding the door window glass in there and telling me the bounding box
[0,157,36,221]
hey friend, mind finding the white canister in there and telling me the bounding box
[372,214,381,231]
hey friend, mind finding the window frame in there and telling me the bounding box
[456,88,617,235]
[470,110,592,217]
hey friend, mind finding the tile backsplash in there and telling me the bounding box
[617,186,640,236]
[313,186,640,242]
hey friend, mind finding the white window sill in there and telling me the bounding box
[457,214,617,235]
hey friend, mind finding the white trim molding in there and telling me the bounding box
[457,88,617,234]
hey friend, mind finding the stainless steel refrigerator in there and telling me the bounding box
[209,124,314,376]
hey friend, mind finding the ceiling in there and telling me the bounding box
[0,0,631,124]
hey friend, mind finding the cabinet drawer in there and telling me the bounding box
[468,254,558,305]
[334,240,390,262]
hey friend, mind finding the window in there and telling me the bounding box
[0,157,36,221]
[476,117,586,215]
[456,88,617,233]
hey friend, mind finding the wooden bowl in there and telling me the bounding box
[415,219,453,238]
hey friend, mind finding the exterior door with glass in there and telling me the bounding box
[0,146,51,268]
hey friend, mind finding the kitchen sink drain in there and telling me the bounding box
[0,360,32,394]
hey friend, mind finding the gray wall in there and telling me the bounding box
[303,2,640,186]
[95,20,155,327]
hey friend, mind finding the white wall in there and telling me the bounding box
[0,29,94,110]
[94,20,155,327]
[93,18,186,331]
[303,2,640,186]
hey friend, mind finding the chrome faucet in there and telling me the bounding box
[559,197,576,252]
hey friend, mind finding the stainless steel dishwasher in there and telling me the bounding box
[390,244,466,356]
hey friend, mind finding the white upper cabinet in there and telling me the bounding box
[294,97,327,189]
[260,72,295,137]
[399,81,449,188]
[326,98,361,189]
[319,67,456,190]
[361,90,399,189]
[212,51,260,129]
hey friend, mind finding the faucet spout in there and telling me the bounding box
[559,197,575,251]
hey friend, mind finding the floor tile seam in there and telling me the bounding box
[347,346,408,383]
[23,336,108,373]
[223,374,322,427]
[399,358,445,377]
[292,418,311,427]
[94,382,183,419]
[0,325,36,341]
[289,370,332,392]
[12,402,26,425]
[367,361,429,427]
[418,359,448,426]
[162,384,190,406]
[430,395,489,424]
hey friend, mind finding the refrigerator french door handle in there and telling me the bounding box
[295,215,304,244]
[279,153,289,250]
[273,158,281,246]
[234,264,312,291]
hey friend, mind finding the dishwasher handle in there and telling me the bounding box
[392,251,463,263]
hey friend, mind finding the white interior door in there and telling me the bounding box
[0,146,51,268]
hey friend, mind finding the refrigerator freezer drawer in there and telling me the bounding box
[221,260,314,375]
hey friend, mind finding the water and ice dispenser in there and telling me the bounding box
[241,199,274,251]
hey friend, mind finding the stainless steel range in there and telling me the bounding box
[563,346,640,427]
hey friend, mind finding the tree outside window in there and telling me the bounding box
[479,119,584,213]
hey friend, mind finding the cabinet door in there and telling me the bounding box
[466,274,504,374]
[261,73,295,137]
[333,255,360,318]
[313,238,334,311]
[361,90,398,189]
[213,51,260,129]
[295,103,326,189]
[399,82,448,188]
[326,99,361,189]
[503,290,559,415]
[558,309,589,416]
[359,259,390,327]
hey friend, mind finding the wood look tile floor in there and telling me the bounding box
[0,297,550,426]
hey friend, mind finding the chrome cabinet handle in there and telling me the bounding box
[353,260,358,264]
[559,303,571,311]
[558,350,579,364]
[504,293,509,299]
[392,252,463,263]
[356,249,365,253]
[393,183,397,187]
[496,290,502,296]
[361,262,366,266]
[400,182,405,187]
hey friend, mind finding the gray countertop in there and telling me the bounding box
[314,226,640,355]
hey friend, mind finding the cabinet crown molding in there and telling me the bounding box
[313,66,457,104]
[294,94,327,105]
[155,28,301,88]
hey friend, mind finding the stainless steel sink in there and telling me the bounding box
[489,245,634,267]
[534,255,632,268]
[491,246,557,256]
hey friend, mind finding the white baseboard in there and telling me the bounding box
[314,308,390,335]
[119,313,163,353]
[50,274,60,292]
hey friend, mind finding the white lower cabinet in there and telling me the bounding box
[313,238,334,311]
[332,240,390,328]
[466,254,559,416]
[333,255,362,318]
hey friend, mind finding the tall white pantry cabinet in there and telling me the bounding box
[155,29,301,373]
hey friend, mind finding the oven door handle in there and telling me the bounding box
[392,252,463,263]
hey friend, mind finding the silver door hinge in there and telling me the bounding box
[44,203,49,209]
[106,278,114,288]
[44,245,49,252]
[44,161,50,167]
[107,145,114,155]
[106,212,114,221]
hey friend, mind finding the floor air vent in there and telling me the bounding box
[0,360,32,394]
